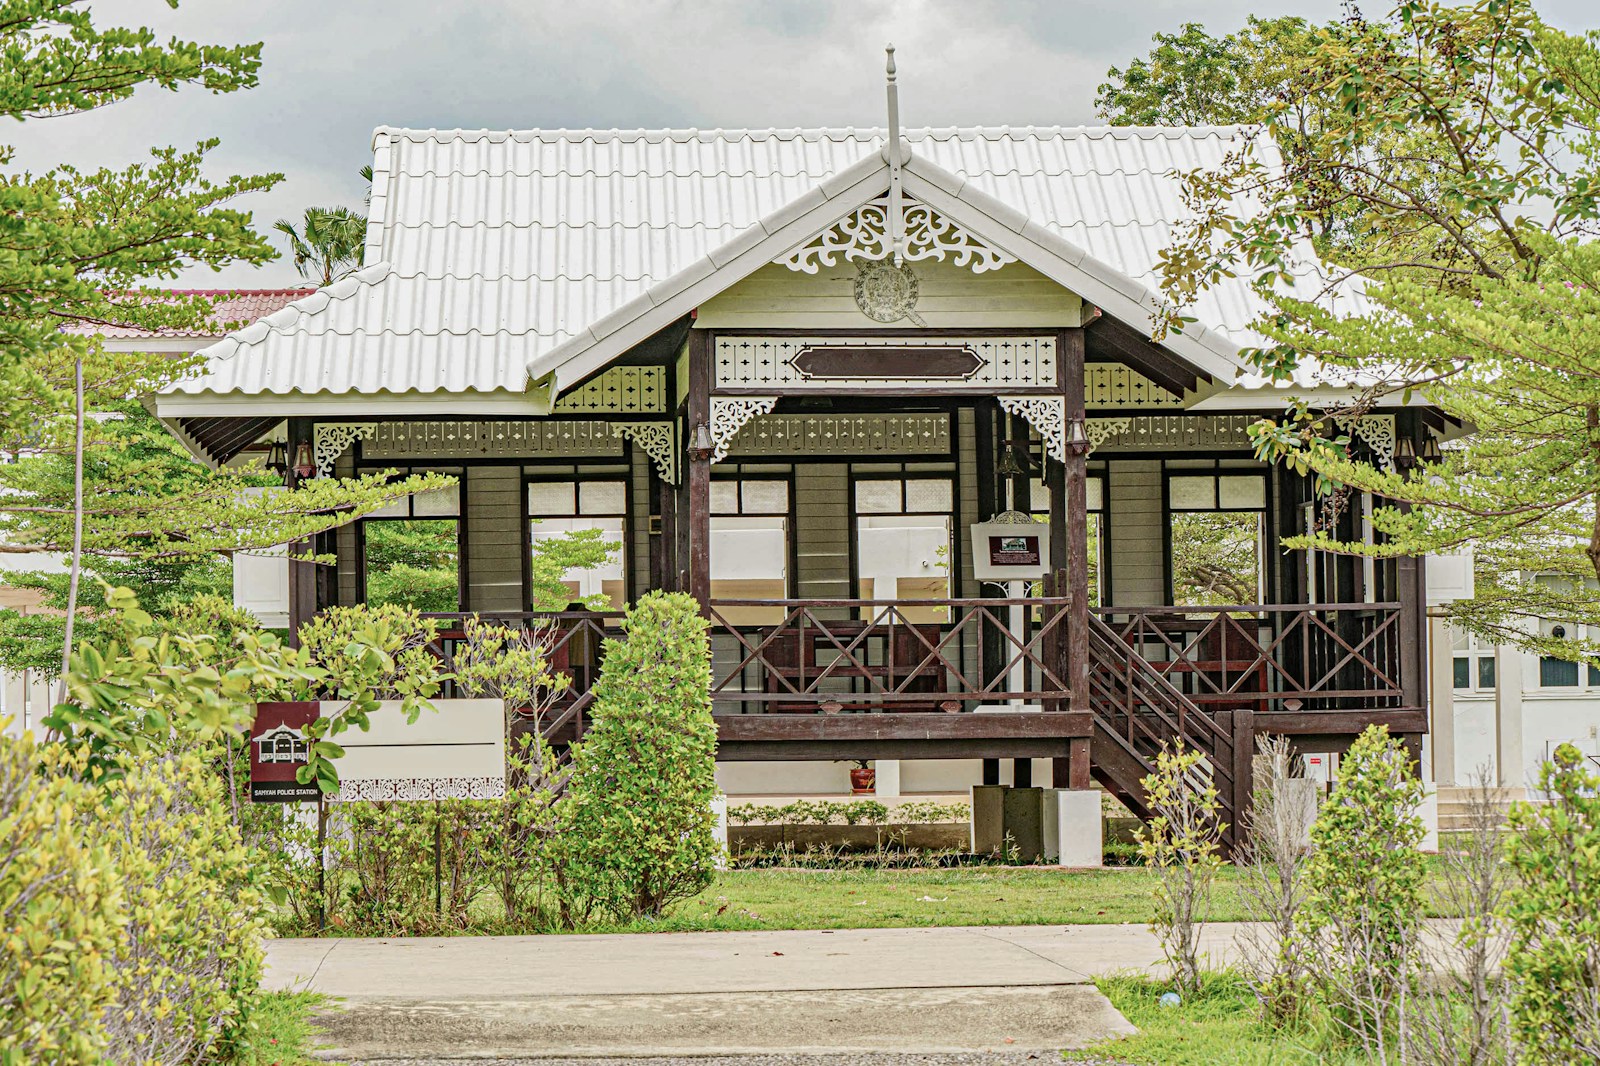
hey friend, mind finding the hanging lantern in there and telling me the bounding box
[265,440,288,478]
[292,442,316,480]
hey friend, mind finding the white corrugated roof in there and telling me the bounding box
[164,125,1343,406]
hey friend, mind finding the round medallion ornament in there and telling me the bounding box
[854,260,920,323]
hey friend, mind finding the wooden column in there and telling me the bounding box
[686,328,712,612]
[1061,328,1090,713]
[285,417,317,647]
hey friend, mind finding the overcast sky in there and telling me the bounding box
[13,0,1597,287]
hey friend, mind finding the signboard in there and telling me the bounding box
[248,701,322,803]
[970,520,1052,580]
[326,699,506,803]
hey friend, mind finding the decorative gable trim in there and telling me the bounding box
[778,195,1016,275]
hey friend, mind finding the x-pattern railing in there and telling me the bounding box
[1093,603,1406,711]
[706,597,1073,709]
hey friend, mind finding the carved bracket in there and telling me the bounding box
[1335,414,1396,472]
[998,395,1067,464]
[709,396,778,464]
[612,421,678,484]
[780,195,1016,275]
[314,423,377,476]
[1084,417,1134,453]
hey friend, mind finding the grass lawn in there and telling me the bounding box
[1074,973,1365,1066]
[238,991,335,1065]
[590,865,1250,933]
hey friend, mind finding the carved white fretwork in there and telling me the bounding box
[611,421,678,484]
[1335,414,1397,472]
[779,195,1016,275]
[729,414,951,457]
[552,366,668,414]
[1084,418,1134,452]
[999,395,1068,464]
[715,334,1056,390]
[328,776,506,802]
[314,423,377,476]
[364,420,624,460]
[1086,364,1182,407]
[709,397,778,464]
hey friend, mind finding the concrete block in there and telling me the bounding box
[1003,787,1045,863]
[1416,788,1439,853]
[711,795,728,870]
[875,759,902,799]
[1043,789,1103,867]
[971,785,1005,855]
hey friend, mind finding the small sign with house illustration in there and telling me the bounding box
[249,701,322,803]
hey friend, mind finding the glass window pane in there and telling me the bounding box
[904,479,953,513]
[740,480,789,514]
[367,496,410,520]
[363,519,459,612]
[1453,657,1470,689]
[1170,512,1262,606]
[411,484,460,517]
[855,479,902,514]
[1541,657,1580,687]
[580,481,626,516]
[1478,656,1497,689]
[1086,476,1103,513]
[1218,475,1267,510]
[710,481,739,514]
[1169,475,1216,510]
[1589,663,1600,687]
[528,481,575,516]
[529,516,625,610]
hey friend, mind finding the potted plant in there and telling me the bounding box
[848,759,876,795]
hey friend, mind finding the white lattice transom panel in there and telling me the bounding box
[779,195,1016,275]
[715,334,1056,390]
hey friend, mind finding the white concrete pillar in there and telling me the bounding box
[711,794,729,870]
[874,759,902,799]
[1428,614,1457,786]
[1416,788,1439,854]
[1042,789,1103,867]
[1494,643,1524,788]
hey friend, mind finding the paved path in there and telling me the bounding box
[265,924,1254,1059]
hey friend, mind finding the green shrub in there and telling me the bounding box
[1503,742,1600,1063]
[0,733,121,1066]
[1302,724,1425,1056]
[1137,742,1225,997]
[94,748,268,1064]
[552,592,720,923]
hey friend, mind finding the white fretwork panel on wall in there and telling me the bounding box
[728,414,952,457]
[551,366,668,413]
[1086,364,1182,408]
[1086,415,1262,451]
[779,195,1016,275]
[1334,414,1397,472]
[715,334,1056,390]
[611,421,678,484]
[360,420,624,460]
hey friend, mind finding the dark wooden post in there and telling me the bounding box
[1224,708,1256,858]
[1061,328,1090,713]
[286,416,317,647]
[686,328,712,612]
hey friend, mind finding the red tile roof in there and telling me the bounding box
[83,289,316,338]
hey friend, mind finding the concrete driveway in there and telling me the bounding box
[265,924,1253,1059]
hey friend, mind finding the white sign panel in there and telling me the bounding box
[326,699,506,802]
[1425,550,1475,606]
[970,520,1053,580]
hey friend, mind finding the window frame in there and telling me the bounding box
[1161,461,1271,607]
[355,465,466,613]
[709,469,797,603]
[522,470,633,611]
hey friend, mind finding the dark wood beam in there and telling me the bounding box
[714,711,1091,742]
[1084,313,1205,396]
[686,328,712,610]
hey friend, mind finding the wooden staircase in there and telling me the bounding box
[1085,613,1253,853]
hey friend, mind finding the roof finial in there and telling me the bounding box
[885,44,905,265]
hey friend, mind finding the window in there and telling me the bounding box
[527,479,627,610]
[1451,628,1497,693]
[1533,576,1600,690]
[711,478,790,625]
[855,477,954,622]
[1166,468,1268,606]
[361,475,462,612]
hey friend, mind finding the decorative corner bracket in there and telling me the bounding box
[998,396,1068,464]
[1085,417,1134,453]
[612,421,679,485]
[709,396,778,464]
[779,195,1016,275]
[1334,414,1396,473]
[314,423,377,476]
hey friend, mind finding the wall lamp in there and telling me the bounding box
[1065,418,1090,457]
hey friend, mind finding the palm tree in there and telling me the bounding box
[273,205,366,286]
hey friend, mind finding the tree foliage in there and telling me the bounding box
[1152,0,1600,656]
[274,204,366,286]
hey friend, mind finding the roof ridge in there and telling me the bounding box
[373,124,1259,143]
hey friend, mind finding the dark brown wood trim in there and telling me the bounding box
[686,329,712,611]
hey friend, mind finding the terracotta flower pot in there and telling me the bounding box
[849,766,876,794]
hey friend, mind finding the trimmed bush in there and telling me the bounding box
[94,749,267,1064]
[1503,742,1600,1063]
[552,592,720,923]
[0,734,121,1066]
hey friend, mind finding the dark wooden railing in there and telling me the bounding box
[1091,603,1408,714]
[705,597,1073,714]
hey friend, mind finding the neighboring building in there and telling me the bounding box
[0,289,312,736]
[143,111,1450,847]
